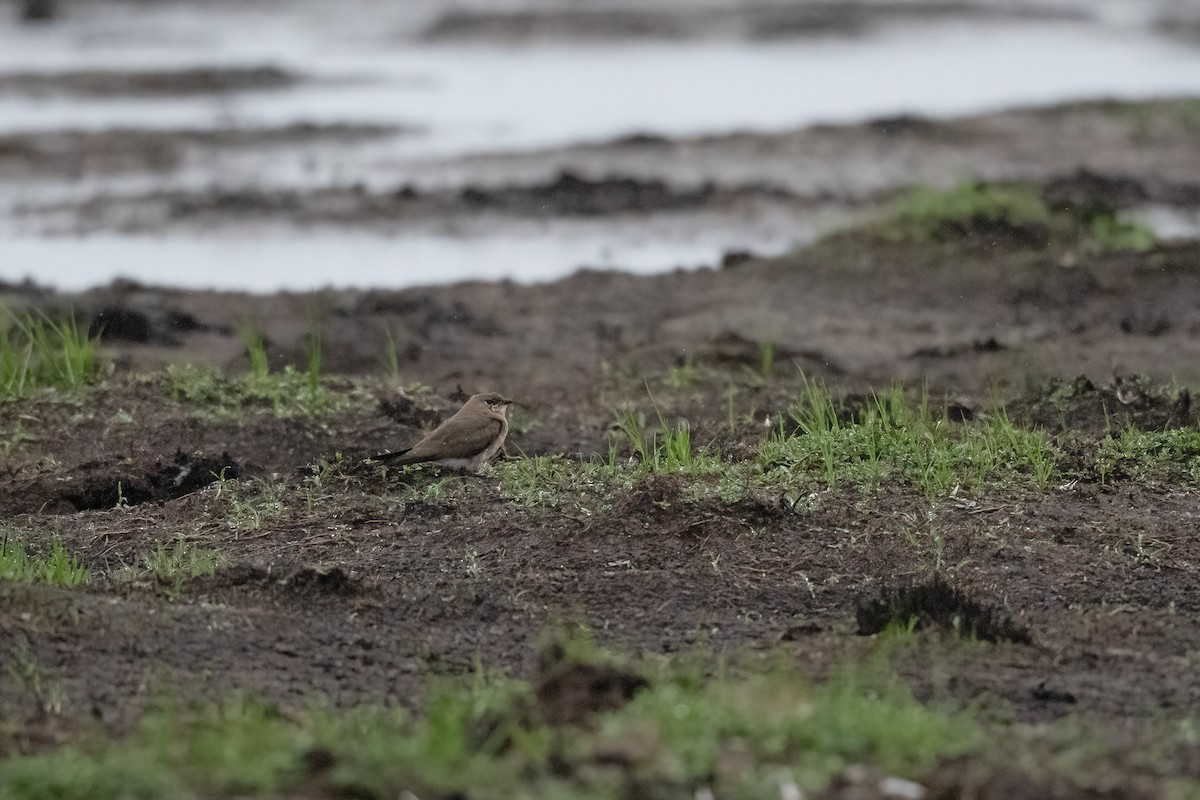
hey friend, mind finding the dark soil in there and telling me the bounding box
[0,66,299,97]
[41,170,803,234]
[0,123,399,178]
[420,2,1085,43]
[2,57,1200,792]
[3,221,1200,751]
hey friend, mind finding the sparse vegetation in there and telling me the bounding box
[6,93,1200,800]
[162,362,349,419]
[1089,426,1200,485]
[6,636,67,718]
[0,646,980,800]
[1,638,1195,799]
[500,454,631,514]
[211,473,287,532]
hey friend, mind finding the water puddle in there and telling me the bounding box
[0,228,793,294]
[3,6,1200,291]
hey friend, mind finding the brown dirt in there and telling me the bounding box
[3,225,1200,750]
[2,76,1200,793]
[419,2,1086,43]
[38,171,806,234]
[0,66,299,97]
[0,123,400,178]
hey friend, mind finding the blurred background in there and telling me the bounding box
[3,0,1200,293]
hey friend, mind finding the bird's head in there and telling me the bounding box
[472,392,515,418]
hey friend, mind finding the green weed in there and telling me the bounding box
[6,636,67,717]
[0,531,90,587]
[118,538,220,597]
[212,473,286,533]
[1087,212,1155,253]
[759,339,776,381]
[381,326,401,381]
[614,402,717,475]
[1090,426,1200,486]
[305,301,323,407]
[0,309,100,399]
[240,324,270,380]
[665,353,699,392]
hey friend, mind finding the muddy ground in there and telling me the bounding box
[3,7,1200,789]
[4,199,1200,750]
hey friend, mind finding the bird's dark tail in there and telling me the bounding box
[370,448,414,464]
[352,447,420,474]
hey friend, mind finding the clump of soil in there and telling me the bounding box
[856,576,1032,644]
[0,66,299,97]
[1011,375,1195,436]
[23,451,241,514]
[535,661,649,726]
[49,171,798,233]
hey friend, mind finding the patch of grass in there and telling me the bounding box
[865,180,1154,253]
[1089,212,1155,253]
[2,638,1197,799]
[116,537,220,597]
[614,404,719,475]
[162,317,347,418]
[162,363,347,419]
[0,531,90,587]
[601,664,976,795]
[1088,426,1200,486]
[0,652,979,800]
[664,353,699,392]
[761,380,1056,495]
[884,181,1053,240]
[0,309,101,400]
[499,455,632,515]
[240,323,270,380]
[211,473,286,533]
[0,678,542,800]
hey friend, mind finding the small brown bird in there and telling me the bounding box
[371,392,514,473]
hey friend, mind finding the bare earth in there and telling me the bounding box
[2,6,1200,791]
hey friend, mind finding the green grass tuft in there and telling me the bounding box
[163,363,346,420]
[887,181,1052,236]
[866,180,1155,253]
[0,531,90,587]
[762,380,1056,495]
[0,309,101,400]
[116,537,221,597]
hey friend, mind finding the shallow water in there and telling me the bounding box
[3,5,1200,292]
[6,22,1200,157]
[0,228,793,293]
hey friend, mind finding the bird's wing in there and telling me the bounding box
[406,415,502,461]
